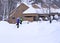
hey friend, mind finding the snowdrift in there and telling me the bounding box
[0,21,60,43]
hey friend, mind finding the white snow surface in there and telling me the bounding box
[0,21,60,43]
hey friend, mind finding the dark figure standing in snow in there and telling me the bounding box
[16,17,20,28]
[49,15,52,23]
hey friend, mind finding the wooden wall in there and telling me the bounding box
[8,3,29,24]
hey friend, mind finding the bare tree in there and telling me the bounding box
[0,0,21,20]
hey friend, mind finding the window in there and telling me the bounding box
[12,16,15,19]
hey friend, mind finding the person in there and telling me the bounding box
[20,17,23,24]
[16,17,20,28]
[49,15,52,23]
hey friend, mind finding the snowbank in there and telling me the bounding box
[0,21,60,43]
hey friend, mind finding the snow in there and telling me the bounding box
[16,2,60,15]
[45,17,48,20]
[16,2,60,14]
[40,8,49,14]
[50,8,60,13]
[23,6,60,14]
[23,8,50,14]
[50,16,53,20]
[50,8,58,13]
[23,7,37,14]
[39,17,43,21]
[54,15,59,19]
[22,2,32,7]
[37,3,42,8]
[22,2,50,14]
[0,21,60,43]
[36,9,44,14]
[16,2,21,7]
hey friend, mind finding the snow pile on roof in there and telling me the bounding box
[23,7,37,14]
[35,9,44,14]
[47,8,60,13]
[16,2,21,7]
[22,2,48,14]
[50,8,59,13]
[16,2,32,8]
[36,3,42,8]
[29,1,34,5]
[36,8,49,14]
[58,9,60,13]
[16,2,60,14]
[23,7,50,14]
[55,9,60,13]
[22,2,32,7]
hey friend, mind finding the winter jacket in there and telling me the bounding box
[16,18,20,24]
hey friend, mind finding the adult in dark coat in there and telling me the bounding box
[16,17,20,28]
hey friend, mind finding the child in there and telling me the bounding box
[16,17,20,28]
[20,17,23,24]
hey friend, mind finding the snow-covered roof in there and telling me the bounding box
[32,4,41,9]
[50,8,60,13]
[38,8,49,14]
[23,7,50,14]
[37,3,42,8]
[16,2,21,7]
[23,7,60,14]
[22,2,32,8]
[23,7,37,14]
[16,2,32,8]
[16,2,60,14]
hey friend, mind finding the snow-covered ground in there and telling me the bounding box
[0,20,60,43]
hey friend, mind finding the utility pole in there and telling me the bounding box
[46,0,51,14]
[46,0,52,23]
[48,0,52,23]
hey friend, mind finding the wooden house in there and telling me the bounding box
[8,2,60,24]
[8,3,41,23]
[8,3,29,23]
